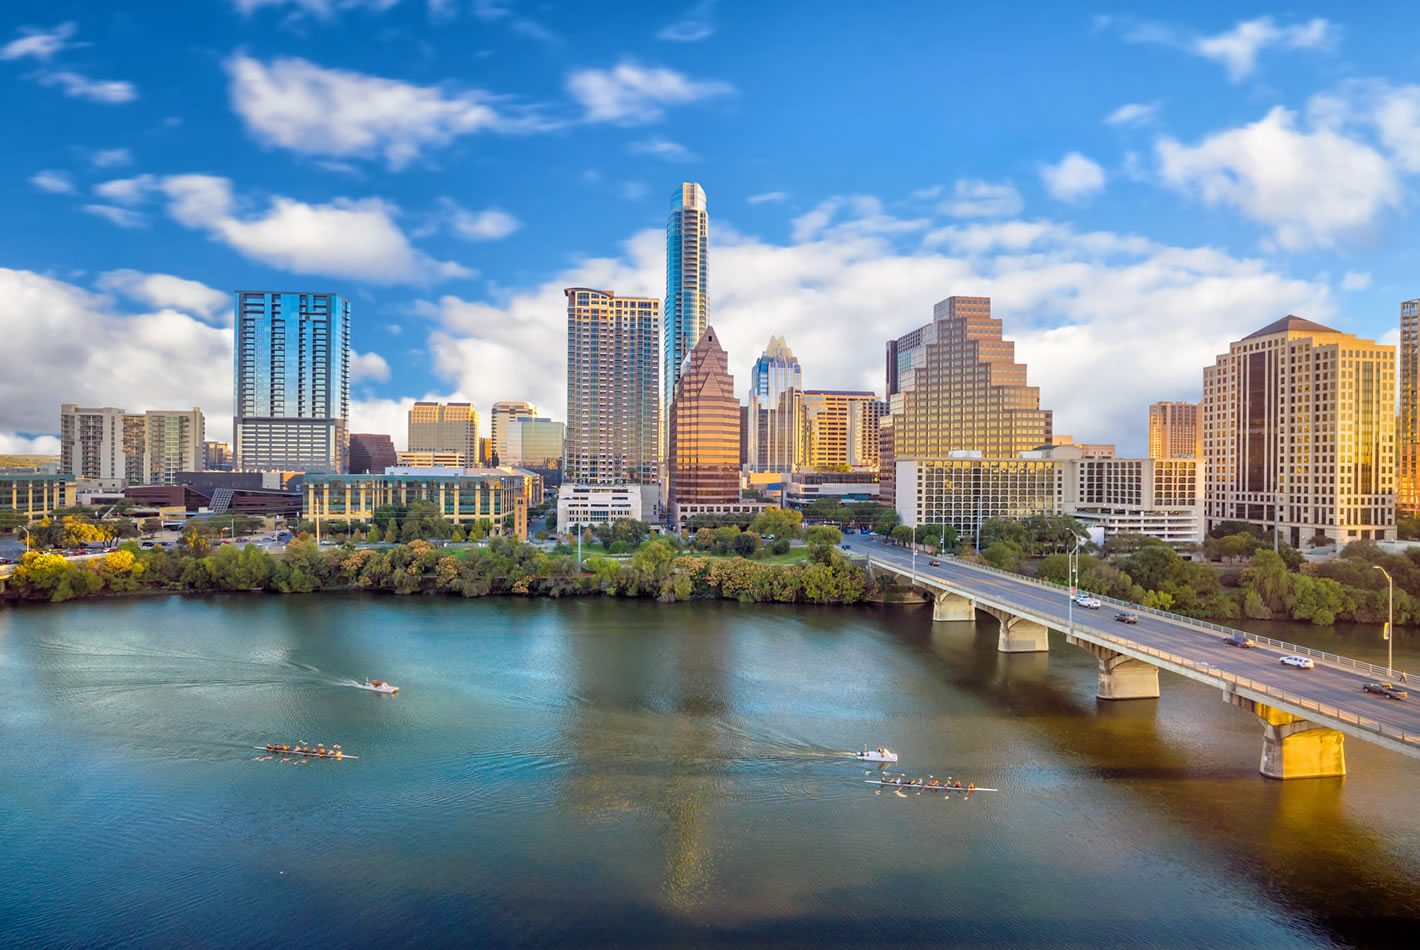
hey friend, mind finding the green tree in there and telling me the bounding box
[383,522,399,543]
[982,541,1023,571]
[874,509,902,536]
[890,524,914,545]
[750,507,804,540]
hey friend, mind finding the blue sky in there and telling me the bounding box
[3,1,1417,456]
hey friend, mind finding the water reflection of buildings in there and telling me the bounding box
[557,605,733,915]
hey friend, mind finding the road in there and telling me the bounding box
[850,535,1420,749]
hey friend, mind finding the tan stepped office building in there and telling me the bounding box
[1202,315,1396,546]
[800,390,886,470]
[883,295,1052,506]
[408,402,481,463]
[1148,401,1201,459]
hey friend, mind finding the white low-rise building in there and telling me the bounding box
[558,484,643,530]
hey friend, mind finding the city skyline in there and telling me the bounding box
[6,7,1420,457]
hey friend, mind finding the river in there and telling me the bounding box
[2,595,1417,948]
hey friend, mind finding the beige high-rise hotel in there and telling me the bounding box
[1202,315,1396,546]
[408,402,480,463]
[1148,401,1201,459]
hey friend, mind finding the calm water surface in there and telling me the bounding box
[2,595,1419,948]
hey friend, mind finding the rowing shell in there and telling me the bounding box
[866,781,996,792]
[253,747,359,759]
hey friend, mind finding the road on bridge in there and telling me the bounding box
[851,535,1420,745]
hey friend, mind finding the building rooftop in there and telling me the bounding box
[1243,315,1340,340]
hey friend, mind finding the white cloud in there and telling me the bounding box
[29,170,74,194]
[0,21,75,61]
[1195,17,1335,82]
[408,206,1331,456]
[96,269,230,325]
[226,53,538,169]
[100,173,470,284]
[0,433,61,455]
[1040,153,1106,204]
[37,70,137,103]
[232,0,399,16]
[0,268,235,445]
[566,60,732,124]
[628,136,695,161]
[940,179,1023,218]
[350,349,391,383]
[435,198,522,241]
[91,148,132,167]
[471,0,559,44]
[658,0,715,42]
[1340,271,1372,291]
[82,204,147,228]
[1113,16,1336,82]
[1156,106,1400,249]
[747,191,787,204]
[1104,102,1159,126]
[790,195,929,244]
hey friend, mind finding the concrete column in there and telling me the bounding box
[932,591,976,622]
[998,615,1050,653]
[1069,639,1160,700]
[1228,695,1345,780]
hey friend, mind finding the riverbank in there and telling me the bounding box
[1,536,871,607]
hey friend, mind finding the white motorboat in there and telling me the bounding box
[854,745,898,763]
[354,679,398,695]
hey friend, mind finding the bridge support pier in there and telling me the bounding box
[996,615,1049,653]
[932,591,976,622]
[1069,638,1159,700]
[1228,694,1346,780]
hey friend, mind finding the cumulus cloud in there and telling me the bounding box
[747,191,787,204]
[91,148,132,167]
[566,60,732,124]
[0,268,234,445]
[1040,153,1106,204]
[940,179,1023,218]
[37,71,137,103]
[407,208,1331,456]
[91,173,470,284]
[96,269,230,324]
[471,0,559,44]
[0,21,76,61]
[29,170,74,194]
[1104,102,1159,126]
[1156,106,1400,249]
[82,204,147,228]
[790,195,929,244]
[1340,271,1372,291]
[431,198,522,241]
[628,136,695,161]
[232,0,399,16]
[1109,15,1336,81]
[0,432,61,455]
[226,53,541,169]
[350,349,391,383]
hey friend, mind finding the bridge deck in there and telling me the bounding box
[858,537,1420,760]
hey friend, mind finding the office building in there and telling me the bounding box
[142,409,205,485]
[408,402,480,462]
[233,291,350,473]
[801,390,885,470]
[781,470,881,507]
[204,441,233,471]
[564,287,660,485]
[667,326,763,527]
[348,433,397,474]
[490,401,536,465]
[396,450,471,468]
[663,182,709,460]
[1202,315,1396,545]
[1148,402,1201,459]
[0,473,75,524]
[505,417,564,469]
[304,468,530,538]
[1400,299,1420,514]
[883,295,1052,506]
[557,484,643,530]
[745,336,803,473]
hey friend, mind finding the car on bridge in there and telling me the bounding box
[1114,612,1138,624]
[930,559,941,567]
[1075,595,1101,609]
[1280,655,1315,669]
[1222,635,1256,648]
[1363,682,1408,700]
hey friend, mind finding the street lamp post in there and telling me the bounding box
[19,525,31,554]
[1374,565,1394,677]
[910,516,918,589]
[1067,534,1082,638]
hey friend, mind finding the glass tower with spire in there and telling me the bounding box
[746,335,803,473]
[662,182,708,464]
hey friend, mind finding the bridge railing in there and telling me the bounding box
[868,548,1410,681]
[1074,622,1420,748]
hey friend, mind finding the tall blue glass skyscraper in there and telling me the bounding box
[662,182,708,463]
[233,291,350,473]
[746,336,803,473]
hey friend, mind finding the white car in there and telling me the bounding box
[1280,655,1315,670]
[1074,596,1101,609]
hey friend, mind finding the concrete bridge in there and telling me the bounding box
[857,536,1419,782]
